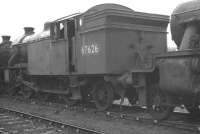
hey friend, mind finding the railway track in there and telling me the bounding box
[60,101,200,133]
[0,95,199,134]
[97,104,200,132]
[105,110,200,133]
[35,99,200,133]
[0,107,104,134]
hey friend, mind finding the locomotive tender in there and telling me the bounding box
[1,0,200,120]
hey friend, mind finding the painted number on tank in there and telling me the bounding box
[81,44,99,55]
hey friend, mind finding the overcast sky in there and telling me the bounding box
[0,0,190,48]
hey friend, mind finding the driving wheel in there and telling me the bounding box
[92,81,114,111]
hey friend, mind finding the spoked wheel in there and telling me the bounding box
[148,85,174,120]
[92,81,114,111]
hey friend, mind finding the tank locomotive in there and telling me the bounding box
[1,4,169,112]
[1,1,200,120]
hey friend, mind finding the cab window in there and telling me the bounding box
[50,22,65,40]
[67,19,75,38]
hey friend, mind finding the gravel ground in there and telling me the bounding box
[0,97,197,134]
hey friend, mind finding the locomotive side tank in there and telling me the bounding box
[25,22,56,75]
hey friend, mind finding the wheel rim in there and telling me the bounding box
[93,81,114,111]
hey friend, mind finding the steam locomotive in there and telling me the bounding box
[0,0,200,120]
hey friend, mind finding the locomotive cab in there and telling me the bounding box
[50,18,76,72]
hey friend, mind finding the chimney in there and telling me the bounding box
[1,35,11,43]
[24,27,34,35]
